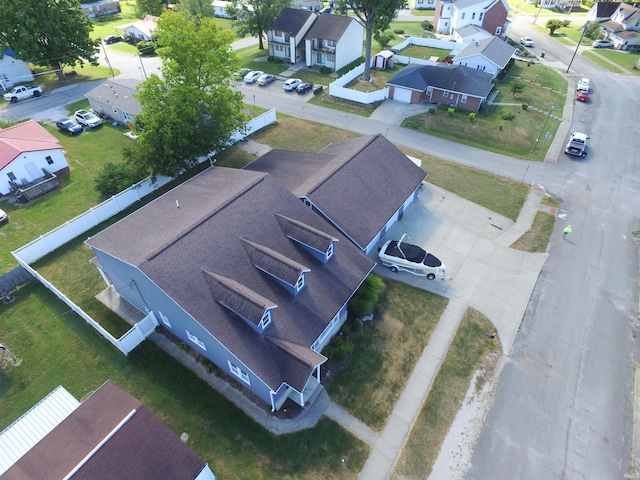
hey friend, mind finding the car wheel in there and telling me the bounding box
[10,97,17,103]
[390,266,398,273]
[427,273,436,280]
[33,91,41,97]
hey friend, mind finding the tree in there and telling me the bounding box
[130,11,247,178]
[336,0,406,81]
[510,79,525,97]
[583,20,602,40]
[227,0,291,50]
[374,30,395,50]
[0,0,98,81]
[546,19,564,35]
[176,0,215,21]
[136,0,166,17]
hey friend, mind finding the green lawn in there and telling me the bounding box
[403,61,565,161]
[584,49,640,75]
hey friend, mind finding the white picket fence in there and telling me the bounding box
[10,109,277,355]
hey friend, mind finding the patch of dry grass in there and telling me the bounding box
[326,279,448,430]
[511,210,556,253]
[391,308,501,479]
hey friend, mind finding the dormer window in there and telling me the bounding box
[326,243,334,261]
[296,273,305,293]
[260,309,272,329]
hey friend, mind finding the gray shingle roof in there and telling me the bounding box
[303,13,358,41]
[455,36,516,68]
[594,1,621,18]
[269,7,315,35]
[2,381,206,480]
[387,63,495,98]
[86,79,142,115]
[87,168,374,392]
[246,134,427,250]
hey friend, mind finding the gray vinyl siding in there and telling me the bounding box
[92,249,276,406]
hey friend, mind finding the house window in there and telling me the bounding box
[228,361,250,385]
[159,311,171,328]
[461,12,465,19]
[317,53,324,64]
[7,172,16,181]
[45,156,54,165]
[495,26,502,35]
[472,12,475,19]
[186,330,206,350]
[276,45,283,51]
[328,40,336,47]
[461,95,468,103]
[327,54,335,62]
[260,310,272,328]
[443,91,449,98]
[426,87,433,96]
[296,273,305,292]
[479,12,483,20]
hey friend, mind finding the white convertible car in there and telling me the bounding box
[378,234,445,280]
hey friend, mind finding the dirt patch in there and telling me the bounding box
[237,139,271,157]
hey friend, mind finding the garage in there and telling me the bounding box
[392,87,413,103]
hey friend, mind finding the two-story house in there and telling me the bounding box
[303,13,364,72]
[267,8,317,64]
[587,2,640,50]
[434,0,511,38]
[267,9,364,71]
[453,36,516,79]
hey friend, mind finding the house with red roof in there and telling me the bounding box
[0,121,69,196]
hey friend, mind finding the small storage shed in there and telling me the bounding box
[374,50,395,69]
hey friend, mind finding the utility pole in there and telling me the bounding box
[532,101,556,153]
[99,39,115,79]
[567,23,587,73]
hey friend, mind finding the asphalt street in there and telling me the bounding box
[1,15,638,479]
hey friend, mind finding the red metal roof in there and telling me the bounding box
[0,120,61,170]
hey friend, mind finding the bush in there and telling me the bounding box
[352,317,363,332]
[447,107,455,115]
[94,161,144,197]
[468,112,476,121]
[393,29,404,34]
[137,40,155,55]
[521,103,528,110]
[319,66,332,74]
[348,274,385,317]
[421,20,434,31]
[428,107,436,114]
[267,55,275,62]
[500,110,515,121]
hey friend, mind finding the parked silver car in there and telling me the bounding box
[257,74,276,86]
[592,39,613,48]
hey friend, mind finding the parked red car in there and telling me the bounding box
[576,90,589,102]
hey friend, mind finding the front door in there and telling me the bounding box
[24,162,41,181]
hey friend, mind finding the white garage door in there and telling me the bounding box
[393,87,412,103]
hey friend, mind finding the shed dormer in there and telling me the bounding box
[204,271,276,334]
[275,213,338,264]
[241,238,310,296]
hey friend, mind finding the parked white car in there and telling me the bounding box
[74,109,102,128]
[520,37,534,47]
[243,70,264,84]
[576,77,590,92]
[592,39,613,48]
[283,78,302,91]
[0,208,7,224]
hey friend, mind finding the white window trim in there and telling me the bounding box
[326,243,334,260]
[461,94,468,103]
[443,90,449,98]
[296,273,305,292]
[159,311,171,328]
[228,361,251,385]
[260,309,272,329]
[186,330,206,350]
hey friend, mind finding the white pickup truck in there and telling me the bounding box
[3,85,44,103]
[565,132,589,157]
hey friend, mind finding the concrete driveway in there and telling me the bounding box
[373,182,549,354]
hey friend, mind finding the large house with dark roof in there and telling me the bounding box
[86,167,375,412]
[386,63,494,111]
[267,8,364,71]
[0,381,215,480]
[246,134,427,254]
